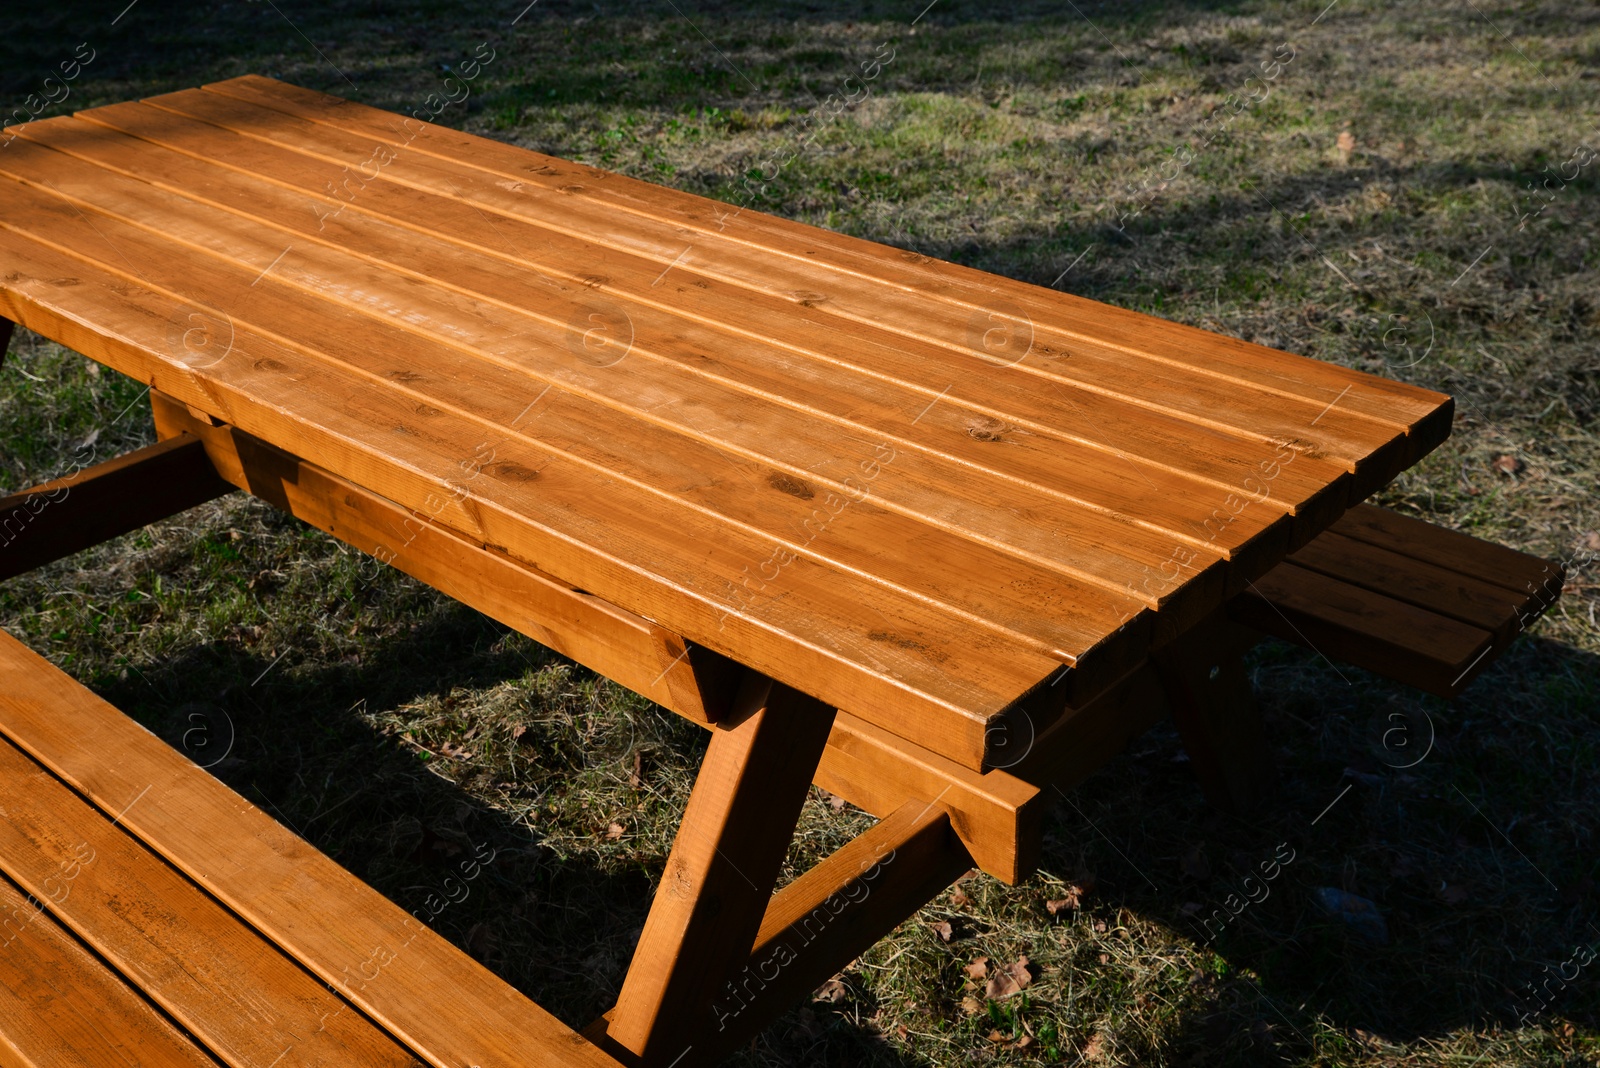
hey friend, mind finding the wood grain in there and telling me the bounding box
[1233,505,1564,697]
[0,207,1055,769]
[1231,561,1494,697]
[0,736,422,1068]
[607,678,836,1064]
[0,873,219,1068]
[190,77,1451,492]
[152,391,740,724]
[153,395,1044,881]
[0,627,622,1068]
[41,106,1298,566]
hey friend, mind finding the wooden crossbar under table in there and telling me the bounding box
[0,75,1453,1065]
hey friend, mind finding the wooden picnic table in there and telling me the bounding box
[0,75,1451,771]
[0,75,1520,1068]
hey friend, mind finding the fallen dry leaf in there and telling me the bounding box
[964,956,990,980]
[1046,875,1095,913]
[1490,453,1526,477]
[510,723,527,741]
[928,920,953,942]
[1016,1035,1036,1050]
[629,750,643,788]
[1083,1032,1107,1060]
[985,956,1032,999]
[604,822,625,841]
[960,995,985,1015]
[987,1030,1009,1043]
[951,885,972,908]
[814,977,848,1003]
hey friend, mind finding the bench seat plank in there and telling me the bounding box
[1286,527,1535,644]
[0,628,617,1068]
[1233,560,1493,696]
[1328,503,1564,601]
[0,736,423,1068]
[0,875,218,1068]
[1232,504,1564,696]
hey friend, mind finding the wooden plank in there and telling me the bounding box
[605,678,836,1065]
[152,395,1039,882]
[814,713,1039,885]
[59,98,1332,560]
[203,78,1451,447]
[0,434,233,580]
[151,391,739,724]
[149,84,1393,506]
[0,628,623,1068]
[698,801,972,1064]
[1152,615,1270,813]
[0,199,1074,771]
[0,127,1219,635]
[1230,561,1494,697]
[188,78,1447,494]
[0,735,423,1068]
[1329,503,1565,601]
[0,873,218,1068]
[1286,528,1540,644]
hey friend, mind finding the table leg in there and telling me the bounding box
[1153,614,1271,814]
[598,674,836,1066]
[697,797,972,1063]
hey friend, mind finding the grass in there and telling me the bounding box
[2,0,1599,1064]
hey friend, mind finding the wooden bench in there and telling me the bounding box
[0,626,615,1068]
[1233,503,1565,697]
[0,74,1564,1066]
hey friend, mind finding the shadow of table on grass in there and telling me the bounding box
[91,599,929,1067]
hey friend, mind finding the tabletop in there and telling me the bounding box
[0,76,1452,771]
